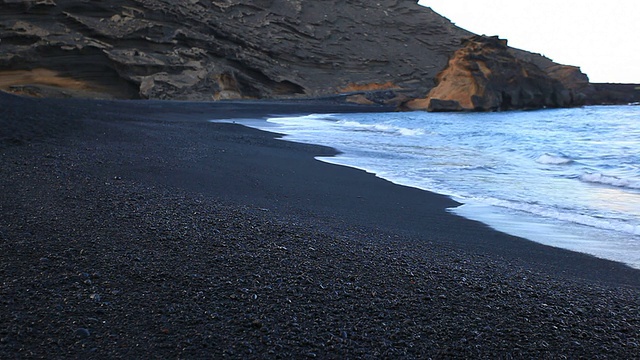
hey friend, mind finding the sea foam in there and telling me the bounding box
[535,153,573,165]
[337,120,426,136]
[580,173,640,189]
[468,196,640,236]
[215,106,640,269]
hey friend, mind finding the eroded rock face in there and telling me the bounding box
[406,36,571,112]
[509,48,594,105]
[0,0,475,100]
[0,0,604,108]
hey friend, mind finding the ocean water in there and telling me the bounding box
[216,105,640,269]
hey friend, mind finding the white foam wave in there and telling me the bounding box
[337,120,426,136]
[467,196,640,237]
[267,113,338,126]
[580,173,640,189]
[451,203,640,269]
[322,155,640,237]
[535,153,573,165]
[264,115,426,137]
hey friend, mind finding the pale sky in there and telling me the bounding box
[418,0,640,84]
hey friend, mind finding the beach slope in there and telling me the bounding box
[1,93,639,358]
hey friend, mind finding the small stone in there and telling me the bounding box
[251,319,262,328]
[75,328,90,338]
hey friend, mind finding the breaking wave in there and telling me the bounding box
[580,173,640,189]
[337,120,426,136]
[536,153,573,165]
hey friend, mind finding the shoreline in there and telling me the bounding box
[226,108,640,271]
[1,93,639,357]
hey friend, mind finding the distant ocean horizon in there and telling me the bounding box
[215,105,640,270]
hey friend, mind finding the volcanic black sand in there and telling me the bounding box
[1,92,639,358]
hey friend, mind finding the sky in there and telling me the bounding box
[418,0,640,83]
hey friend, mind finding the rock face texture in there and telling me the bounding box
[508,48,594,106]
[405,36,571,112]
[0,0,630,109]
[0,0,474,101]
[585,83,640,105]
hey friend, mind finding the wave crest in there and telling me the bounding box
[580,173,640,189]
[464,197,640,237]
[535,153,573,165]
[338,120,426,136]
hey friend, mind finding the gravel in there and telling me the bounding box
[1,94,639,358]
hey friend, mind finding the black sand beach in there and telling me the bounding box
[1,92,639,358]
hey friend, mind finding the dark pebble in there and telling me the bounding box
[75,328,90,338]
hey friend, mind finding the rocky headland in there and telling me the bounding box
[405,36,572,112]
[1,0,638,110]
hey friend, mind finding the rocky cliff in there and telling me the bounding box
[0,0,472,101]
[0,0,619,110]
[405,36,571,111]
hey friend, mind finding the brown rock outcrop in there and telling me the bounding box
[406,36,571,112]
